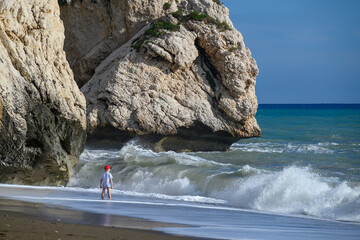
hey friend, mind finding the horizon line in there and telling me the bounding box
[258,103,360,105]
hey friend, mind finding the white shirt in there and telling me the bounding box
[101,172,113,188]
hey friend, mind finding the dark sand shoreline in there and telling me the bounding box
[0,198,202,240]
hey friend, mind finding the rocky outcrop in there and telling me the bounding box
[82,0,261,151]
[0,0,87,185]
[0,0,261,186]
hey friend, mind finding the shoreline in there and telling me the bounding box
[0,197,201,240]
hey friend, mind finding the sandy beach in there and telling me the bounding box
[0,198,198,240]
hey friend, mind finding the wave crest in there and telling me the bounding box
[68,144,360,222]
[231,142,338,154]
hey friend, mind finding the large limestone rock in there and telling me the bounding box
[59,0,233,88]
[82,0,261,151]
[0,0,87,185]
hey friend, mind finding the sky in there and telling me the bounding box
[222,0,360,103]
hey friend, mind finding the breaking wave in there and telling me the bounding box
[230,142,344,154]
[67,143,360,223]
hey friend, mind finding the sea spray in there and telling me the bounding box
[231,142,338,154]
[67,142,360,222]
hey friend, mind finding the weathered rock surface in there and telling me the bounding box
[82,0,261,151]
[59,0,172,87]
[0,0,87,185]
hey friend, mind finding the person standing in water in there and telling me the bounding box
[100,165,113,200]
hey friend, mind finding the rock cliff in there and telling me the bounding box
[0,0,261,185]
[0,0,86,185]
[78,0,261,151]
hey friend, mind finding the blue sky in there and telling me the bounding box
[222,0,360,103]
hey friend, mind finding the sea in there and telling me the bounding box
[1,104,359,239]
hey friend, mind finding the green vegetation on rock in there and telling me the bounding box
[163,2,171,11]
[146,21,180,37]
[132,37,146,51]
[213,0,222,5]
[171,10,184,19]
[172,10,232,32]
[132,9,231,51]
[207,17,232,32]
[229,46,239,52]
[132,20,180,51]
[183,10,208,21]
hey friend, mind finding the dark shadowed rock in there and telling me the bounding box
[0,0,86,185]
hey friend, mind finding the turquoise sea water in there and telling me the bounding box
[1,104,359,239]
[237,104,360,183]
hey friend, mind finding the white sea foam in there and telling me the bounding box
[210,166,360,222]
[119,143,231,168]
[231,142,336,154]
[318,142,340,146]
[67,144,360,223]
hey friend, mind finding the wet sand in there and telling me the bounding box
[0,198,199,240]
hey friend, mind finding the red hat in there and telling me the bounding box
[104,165,110,170]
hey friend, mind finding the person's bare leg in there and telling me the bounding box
[107,188,111,200]
[101,188,105,200]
